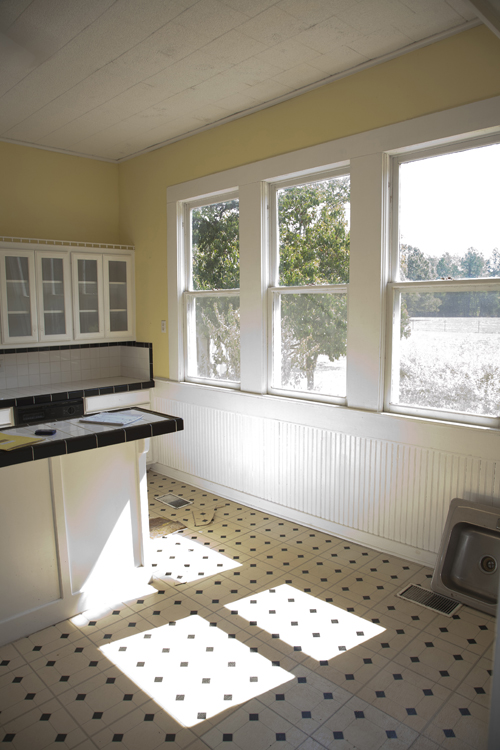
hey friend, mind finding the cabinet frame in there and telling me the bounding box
[35,251,73,342]
[103,254,135,339]
[71,253,105,340]
[0,249,38,344]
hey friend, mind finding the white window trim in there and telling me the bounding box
[167,94,500,426]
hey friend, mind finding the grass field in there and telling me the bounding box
[399,322,500,416]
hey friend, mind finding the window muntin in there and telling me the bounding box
[269,173,350,400]
[184,195,240,386]
[389,141,500,424]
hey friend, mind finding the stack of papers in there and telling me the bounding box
[80,412,143,427]
[0,433,43,451]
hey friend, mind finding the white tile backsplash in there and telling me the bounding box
[0,344,151,397]
[121,344,150,380]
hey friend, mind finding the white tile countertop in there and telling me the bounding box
[0,408,183,467]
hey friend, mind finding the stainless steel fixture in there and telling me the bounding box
[431,497,500,616]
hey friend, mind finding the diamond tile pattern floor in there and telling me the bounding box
[0,472,494,749]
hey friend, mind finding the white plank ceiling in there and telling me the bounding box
[0,0,480,162]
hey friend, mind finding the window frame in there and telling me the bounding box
[267,168,350,404]
[385,136,500,428]
[182,190,241,389]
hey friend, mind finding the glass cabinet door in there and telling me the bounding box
[103,254,133,337]
[0,251,37,343]
[72,254,104,338]
[36,253,72,341]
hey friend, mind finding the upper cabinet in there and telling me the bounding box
[0,242,135,346]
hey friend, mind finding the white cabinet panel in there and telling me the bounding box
[61,443,141,595]
[85,390,150,413]
[0,408,14,427]
[0,461,60,622]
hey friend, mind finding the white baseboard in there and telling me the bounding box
[150,461,437,569]
[0,569,156,648]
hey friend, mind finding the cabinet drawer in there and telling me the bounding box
[85,390,150,414]
[0,407,14,428]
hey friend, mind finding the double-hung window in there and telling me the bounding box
[269,171,350,402]
[184,193,240,386]
[387,138,500,426]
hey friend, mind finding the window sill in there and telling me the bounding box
[153,378,500,461]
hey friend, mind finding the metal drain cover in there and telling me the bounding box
[397,584,461,616]
[155,494,193,509]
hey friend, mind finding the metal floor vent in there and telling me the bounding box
[155,494,193,509]
[397,584,462,616]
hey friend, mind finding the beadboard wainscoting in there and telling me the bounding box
[150,379,500,568]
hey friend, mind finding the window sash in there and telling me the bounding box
[389,134,500,283]
[268,285,348,404]
[183,189,240,387]
[268,169,351,404]
[385,279,500,427]
[268,168,350,288]
[184,190,239,293]
[184,289,240,389]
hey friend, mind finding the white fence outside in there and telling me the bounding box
[409,317,500,333]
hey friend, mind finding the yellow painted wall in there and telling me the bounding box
[0,142,120,244]
[2,27,498,372]
[119,26,500,378]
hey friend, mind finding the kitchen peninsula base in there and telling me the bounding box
[0,440,151,648]
[0,408,183,648]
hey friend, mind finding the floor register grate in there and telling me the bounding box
[155,494,193,509]
[397,583,462,616]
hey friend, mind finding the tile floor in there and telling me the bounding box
[0,471,495,749]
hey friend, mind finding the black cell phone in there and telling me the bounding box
[35,428,57,436]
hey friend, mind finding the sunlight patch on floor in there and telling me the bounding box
[226,584,386,661]
[100,615,294,727]
[150,533,242,584]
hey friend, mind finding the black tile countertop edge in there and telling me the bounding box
[0,381,155,409]
[0,341,152,355]
[0,408,183,467]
